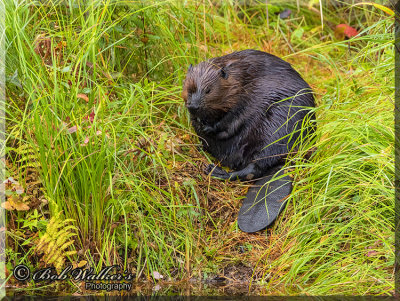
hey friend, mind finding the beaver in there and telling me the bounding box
[182,49,315,232]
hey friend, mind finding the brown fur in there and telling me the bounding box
[182,61,242,122]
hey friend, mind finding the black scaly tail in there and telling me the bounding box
[237,164,292,233]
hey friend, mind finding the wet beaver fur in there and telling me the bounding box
[182,49,315,232]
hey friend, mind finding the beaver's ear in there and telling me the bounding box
[220,66,229,79]
[220,60,237,79]
[188,64,193,72]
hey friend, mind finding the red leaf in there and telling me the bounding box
[366,250,378,257]
[335,24,358,39]
[67,125,77,134]
[77,93,89,102]
[89,111,95,123]
[80,136,90,146]
[83,111,95,123]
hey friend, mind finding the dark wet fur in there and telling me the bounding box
[182,49,315,181]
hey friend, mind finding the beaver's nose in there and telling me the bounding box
[186,94,201,113]
[187,102,199,114]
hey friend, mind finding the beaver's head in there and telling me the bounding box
[182,61,241,124]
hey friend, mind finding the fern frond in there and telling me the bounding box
[35,211,77,273]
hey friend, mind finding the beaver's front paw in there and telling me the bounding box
[215,130,231,140]
[204,164,229,180]
[202,124,217,135]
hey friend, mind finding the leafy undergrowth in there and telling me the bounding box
[4,0,394,296]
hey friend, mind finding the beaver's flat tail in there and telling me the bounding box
[237,164,292,233]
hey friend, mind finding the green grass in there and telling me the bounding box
[4,0,394,296]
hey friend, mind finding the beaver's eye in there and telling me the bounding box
[205,87,211,94]
[188,86,196,95]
